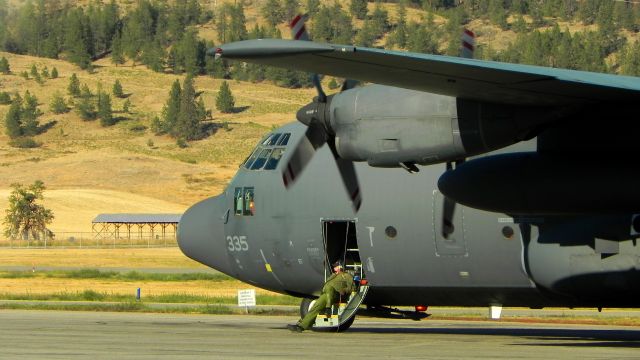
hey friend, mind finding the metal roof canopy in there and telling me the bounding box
[92,214,182,224]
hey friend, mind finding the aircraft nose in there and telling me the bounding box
[177,194,231,274]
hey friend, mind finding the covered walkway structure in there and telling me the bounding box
[92,213,182,247]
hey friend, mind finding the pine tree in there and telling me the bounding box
[350,0,368,20]
[30,64,38,78]
[68,73,81,97]
[123,98,131,113]
[140,39,165,73]
[5,96,23,138]
[0,56,11,74]
[0,92,10,105]
[80,83,93,99]
[64,9,93,69]
[113,79,124,98]
[162,79,181,135]
[21,91,41,136]
[97,91,114,126]
[306,0,320,16]
[196,96,208,122]
[50,67,58,79]
[216,81,235,113]
[262,0,285,28]
[282,0,299,23]
[76,95,96,121]
[388,0,408,48]
[41,66,49,78]
[175,75,199,140]
[49,92,68,114]
[111,33,125,66]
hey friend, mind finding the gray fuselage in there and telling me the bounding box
[178,122,640,309]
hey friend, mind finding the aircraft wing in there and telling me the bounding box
[217,39,640,106]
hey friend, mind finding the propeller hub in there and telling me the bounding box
[296,95,333,133]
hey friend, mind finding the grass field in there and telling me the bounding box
[0,248,292,302]
[0,248,203,268]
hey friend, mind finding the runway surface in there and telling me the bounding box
[1,310,638,359]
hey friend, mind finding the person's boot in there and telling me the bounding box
[287,324,304,332]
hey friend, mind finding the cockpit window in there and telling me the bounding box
[234,188,244,215]
[277,133,290,146]
[264,148,284,170]
[267,133,281,146]
[244,132,291,171]
[243,148,261,169]
[234,187,255,216]
[244,187,255,216]
[251,148,272,170]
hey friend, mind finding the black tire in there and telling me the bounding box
[299,298,315,318]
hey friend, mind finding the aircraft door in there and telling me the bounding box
[433,190,468,256]
[321,220,364,280]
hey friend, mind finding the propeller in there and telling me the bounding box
[441,29,475,239]
[282,14,362,212]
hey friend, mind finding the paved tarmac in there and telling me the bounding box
[1,310,639,359]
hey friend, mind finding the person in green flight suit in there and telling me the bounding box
[287,261,355,332]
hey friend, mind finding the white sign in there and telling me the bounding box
[238,289,256,307]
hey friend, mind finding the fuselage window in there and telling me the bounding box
[234,188,244,215]
[277,133,290,146]
[250,148,272,170]
[264,148,284,170]
[243,187,255,216]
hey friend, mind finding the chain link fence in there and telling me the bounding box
[0,232,178,249]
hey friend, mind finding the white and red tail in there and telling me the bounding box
[461,28,475,59]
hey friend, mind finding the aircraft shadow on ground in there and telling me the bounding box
[343,327,640,348]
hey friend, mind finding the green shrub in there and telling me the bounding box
[9,137,40,148]
[0,92,10,105]
[176,138,188,148]
[129,123,147,133]
[49,93,68,114]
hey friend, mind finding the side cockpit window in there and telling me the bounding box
[243,132,291,171]
[234,187,255,216]
[264,148,284,170]
[251,149,272,170]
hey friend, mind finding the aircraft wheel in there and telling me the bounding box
[336,315,355,332]
[299,298,315,318]
[313,315,355,332]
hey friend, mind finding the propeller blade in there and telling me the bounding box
[340,79,359,92]
[290,14,326,103]
[442,195,456,239]
[461,28,476,59]
[290,14,310,41]
[312,74,327,103]
[327,138,362,213]
[282,120,326,188]
[441,160,464,239]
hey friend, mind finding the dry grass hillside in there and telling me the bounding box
[0,51,316,233]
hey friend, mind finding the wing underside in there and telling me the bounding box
[218,39,640,106]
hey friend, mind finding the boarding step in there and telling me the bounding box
[314,283,369,329]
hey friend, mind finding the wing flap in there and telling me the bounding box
[218,39,640,106]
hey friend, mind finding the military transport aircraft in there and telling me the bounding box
[177,16,640,331]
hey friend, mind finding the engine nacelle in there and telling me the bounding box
[329,85,553,167]
[524,217,640,307]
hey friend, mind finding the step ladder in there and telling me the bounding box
[314,281,369,329]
